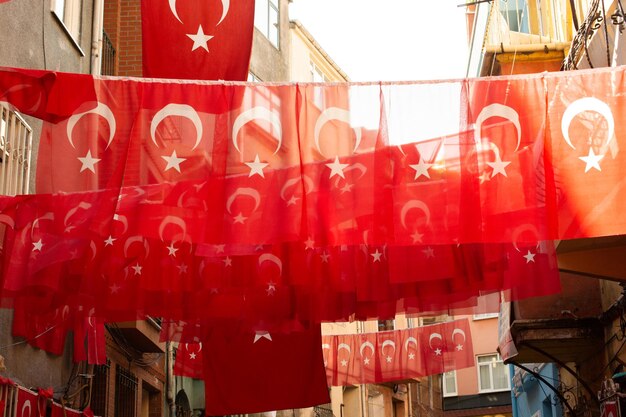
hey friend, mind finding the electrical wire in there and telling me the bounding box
[0,323,60,350]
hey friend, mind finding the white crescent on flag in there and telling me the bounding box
[474,103,522,152]
[226,188,261,214]
[314,107,362,157]
[561,97,615,150]
[258,253,283,276]
[338,343,351,355]
[400,200,432,230]
[67,102,116,149]
[151,104,203,150]
[428,333,443,349]
[232,106,283,155]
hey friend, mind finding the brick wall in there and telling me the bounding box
[104,0,143,76]
[96,331,165,417]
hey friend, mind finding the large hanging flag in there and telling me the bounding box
[202,324,330,415]
[173,342,204,379]
[141,0,256,80]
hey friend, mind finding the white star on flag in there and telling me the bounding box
[132,263,143,275]
[523,250,536,263]
[245,154,269,178]
[363,357,370,365]
[104,235,116,246]
[223,256,233,267]
[422,247,435,259]
[411,230,424,244]
[340,183,354,194]
[434,348,442,356]
[386,356,392,363]
[304,237,315,250]
[287,196,299,206]
[487,153,511,178]
[214,244,225,254]
[233,212,247,224]
[167,243,179,257]
[579,148,604,172]
[189,352,197,360]
[78,150,101,173]
[326,156,349,179]
[253,331,272,343]
[177,263,188,274]
[409,157,434,180]
[186,25,214,52]
[32,239,43,252]
[109,283,121,294]
[341,359,348,367]
[456,344,464,351]
[320,252,330,263]
[371,250,383,262]
[162,150,186,173]
[266,282,276,296]
[409,353,415,360]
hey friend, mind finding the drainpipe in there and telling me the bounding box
[166,342,176,417]
[510,365,518,417]
[90,0,104,75]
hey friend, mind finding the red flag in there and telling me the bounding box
[202,325,329,415]
[173,342,204,379]
[16,386,43,417]
[141,0,255,80]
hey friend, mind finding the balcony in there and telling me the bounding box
[113,318,165,353]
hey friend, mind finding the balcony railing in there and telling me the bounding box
[101,30,116,76]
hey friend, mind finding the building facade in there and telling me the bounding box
[0,0,100,408]
[468,2,626,417]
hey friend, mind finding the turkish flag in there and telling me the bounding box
[141,0,255,80]
[420,319,473,375]
[16,386,43,417]
[202,324,329,415]
[173,342,204,379]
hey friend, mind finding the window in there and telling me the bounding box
[51,0,83,44]
[377,319,395,332]
[473,312,499,320]
[499,0,530,33]
[0,103,33,196]
[477,354,511,392]
[248,72,262,82]
[443,371,458,397]
[310,62,328,83]
[115,364,138,417]
[255,0,279,48]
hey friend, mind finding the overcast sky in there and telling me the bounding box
[289,0,471,82]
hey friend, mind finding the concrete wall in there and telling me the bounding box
[0,0,96,393]
[249,0,291,82]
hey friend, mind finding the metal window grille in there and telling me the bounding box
[101,30,116,76]
[91,360,110,417]
[115,364,137,417]
[0,103,33,196]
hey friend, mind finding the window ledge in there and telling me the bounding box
[51,11,85,57]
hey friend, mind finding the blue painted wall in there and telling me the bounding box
[511,364,563,417]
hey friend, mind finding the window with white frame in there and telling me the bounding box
[255,0,279,48]
[477,353,510,392]
[51,0,83,42]
[473,312,499,320]
[0,103,33,196]
[443,371,458,397]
